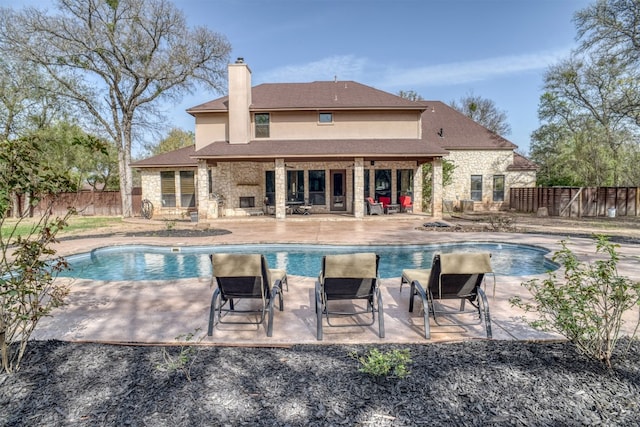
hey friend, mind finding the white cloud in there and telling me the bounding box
[256,55,368,83]
[254,47,573,89]
[380,48,573,88]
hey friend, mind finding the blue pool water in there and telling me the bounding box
[60,243,556,281]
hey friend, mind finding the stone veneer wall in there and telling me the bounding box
[140,168,198,217]
[208,159,422,217]
[443,150,521,211]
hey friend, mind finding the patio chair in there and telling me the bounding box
[402,252,493,339]
[315,252,384,340]
[207,253,284,337]
[296,199,313,215]
[399,195,413,213]
[365,197,384,215]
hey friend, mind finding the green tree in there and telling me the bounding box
[146,127,195,156]
[575,0,640,137]
[24,122,120,192]
[449,92,512,137]
[0,0,231,217]
[538,54,638,186]
[0,57,66,141]
[397,90,424,102]
[575,0,640,67]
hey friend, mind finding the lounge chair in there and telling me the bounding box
[207,253,284,337]
[315,252,384,340]
[402,252,493,339]
[365,197,384,215]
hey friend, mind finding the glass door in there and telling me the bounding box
[330,170,346,211]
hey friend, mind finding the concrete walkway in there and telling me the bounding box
[33,216,640,346]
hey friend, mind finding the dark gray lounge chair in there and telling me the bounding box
[402,252,493,339]
[208,253,284,337]
[315,252,384,340]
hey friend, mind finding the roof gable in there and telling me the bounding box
[187,81,426,114]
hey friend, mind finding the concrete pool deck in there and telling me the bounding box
[32,215,640,346]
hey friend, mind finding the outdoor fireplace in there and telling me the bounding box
[239,196,255,208]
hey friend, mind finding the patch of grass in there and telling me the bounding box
[1,216,123,239]
[350,348,412,379]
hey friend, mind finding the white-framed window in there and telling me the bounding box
[493,175,505,202]
[180,171,196,207]
[255,113,270,138]
[319,112,333,123]
[160,171,176,207]
[470,175,483,201]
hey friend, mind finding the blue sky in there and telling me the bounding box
[2,0,593,154]
[172,0,592,154]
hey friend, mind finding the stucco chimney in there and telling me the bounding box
[228,58,252,144]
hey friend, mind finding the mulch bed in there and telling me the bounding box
[2,340,640,426]
[59,228,233,241]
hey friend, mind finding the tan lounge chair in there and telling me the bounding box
[207,253,284,337]
[315,252,385,340]
[402,252,493,339]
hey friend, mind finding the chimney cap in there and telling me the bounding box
[235,57,244,64]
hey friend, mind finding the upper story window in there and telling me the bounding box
[255,113,270,138]
[319,112,333,123]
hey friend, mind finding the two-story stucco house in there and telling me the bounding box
[133,58,536,220]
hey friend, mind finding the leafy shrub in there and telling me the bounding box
[511,235,640,367]
[1,209,74,373]
[351,348,412,379]
[156,329,204,381]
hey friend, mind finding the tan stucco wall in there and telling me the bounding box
[228,62,252,144]
[194,113,227,149]
[443,149,535,211]
[193,109,422,147]
[266,110,422,140]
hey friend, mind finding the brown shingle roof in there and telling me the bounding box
[507,152,539,171]
[420,101,517,150]
[193,138,447,160]
[130,145,197,167]
[187,81,426,113]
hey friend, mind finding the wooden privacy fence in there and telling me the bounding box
[510,187,639,217]
[19,188,142,217]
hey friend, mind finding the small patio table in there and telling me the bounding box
[385,204,400,214]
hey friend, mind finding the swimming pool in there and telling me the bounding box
[60,242,556,281]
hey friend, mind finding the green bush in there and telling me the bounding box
[351,348,412,379]
[156,329,204,381]
[511,235,640,367]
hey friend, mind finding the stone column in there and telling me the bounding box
[275,159,286,220]
[354,158,365,218]
[413,162,423,214]
[196,160,210,219]
[432,158,443,219]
